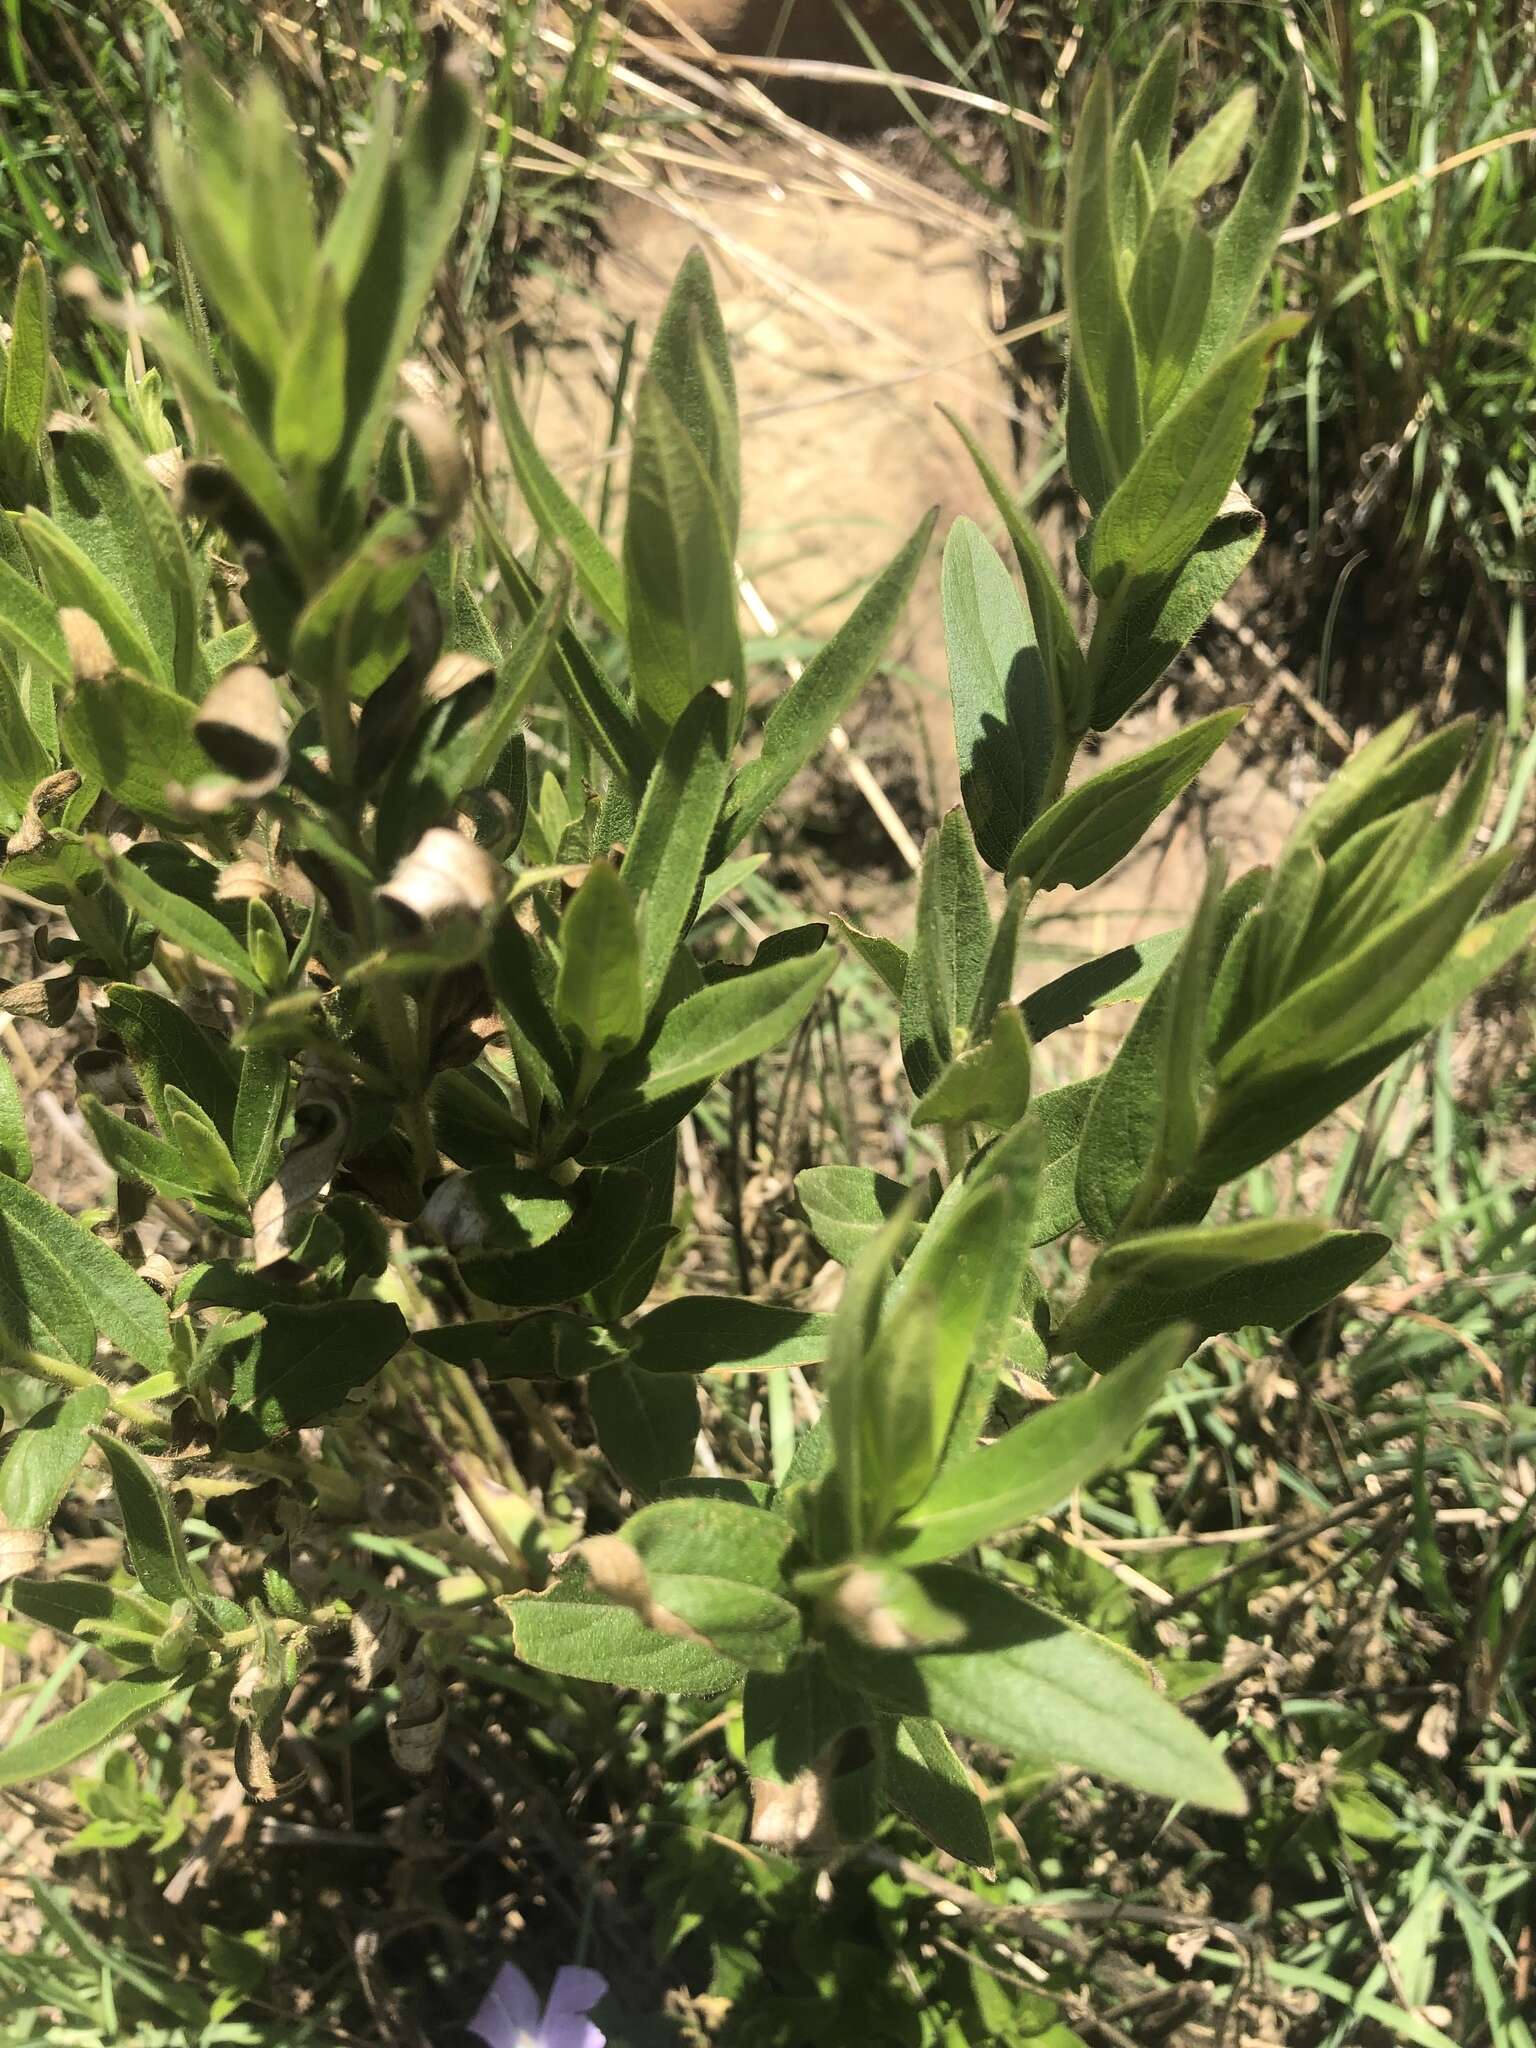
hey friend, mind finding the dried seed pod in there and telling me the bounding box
[455,787,519,854]
[5,769,82,857]
[74,1047,145,1107]
[349,1597,409,1690]
[250,1062,352,1269]
[395,399,469,534]
[0,1526,46,1581]
[194,665,290,788]
[387,1657,447,1776]
[0,971,79,1027]
[376,827,507,932]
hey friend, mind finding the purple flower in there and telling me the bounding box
[467,1963,606,2048]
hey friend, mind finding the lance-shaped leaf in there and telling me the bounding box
[1217,849,1513,1091]
[93,1433,213,1612]
[224,1298,409,1441]
[1132,218,1214,425]
[92,841,264,991]
[623,687,731,1012]
[1088,317,1302,599]
[877,1715,993,1868]
[942,411,1086,736]
[1057,1219,1389,1370]
[943,517,1055,873]
[1109,31,1182,249]
[51,428,182,690]
[626,1296,833,1376]
[623,372,742,746]
[1198,65,1308,375]
[901,810,991,1095]
[588,1363,698,1499]
[913,1005,1033,1132]
[1,247,49,494]
[719,511,934,852]
[796,1165,914,1268]
[1007,708,1242,891]
[1029,1076,1097,1244]
[556,860,645,1059]
[458,1167,646,1309]
[0,1173,171,1372]
[323,46,481,502]
[646,248,740,543]
[0,1044,30,1182]
[1064,64,1142,503]
[585,948,836,1125]
[489,353,624,633]
[0,1669,192,1790]
[59,676,207,839]
[0,554,72,698]
[0,1386,110,1535]
[1199,895,1536,1183]
[102,984,239,1140]
[888,1325,1194,1565]
[1087,493,1262,730]
[504,1566,739,1695]
[482,516,652,792]
[1075,854,1224,1239]
[829,1565,1246,1813]
[21,511,168,691]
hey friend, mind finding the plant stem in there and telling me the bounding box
[5,1348,163,1429]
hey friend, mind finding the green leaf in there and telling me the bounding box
[0,1386,110,1533]
[1131,217,1213,424]
[489,354,624,632]
[942,517,1054,873]
[420,1313,617,1381]
[1064,65,1143,499]
[486,907,577,1117]
[59,677,206,836]
[163,1087,245,1210]
[459,1167,646,1309]
[0,1669,189,1790]
[719,512,934,852]
[620,1494,799,1671]
[556,859,645,1058]
[888,1325,1194,1565]
[623,687,732,1012]
[287,507,421,698]
[324,50,480,500]
[274,262,346,472]
[1029,1076,1097,1244]
[1198,896,1536,1183]
[93,1433,212,1611]
[0,554,71,696]
[0,1173,171,1372]
[1007,708,1243,891]
[623,372,742,747]
[1058,1220,1389,1370]
[900,809,991,1095]
[80,1094,248,1231]
[102,985,238,1142]
[504,1566,739,1695]
[1086,498,1262,729]
[9,1573,171,1659]
[92,843,263,991]
[1,247,49,492]
[796,1165,914,1268]
[645,247,740,543]
[1217,850,1513,1090]
[829,1565,1245,1812]
[1109,32,1181,249]
[941,411,1086,738]
[232,1047,288,1202]
[828,913,907,1001]
[50,429,182,690]
[1200,65,1308,372]
[877,1715,993,1867]
[1075,855,1224,1239]
[744,1651,869,1783]
[481,516,652,792]
[1024,926,1187,1041]
[626,1296,833,1376]
[913,1005,1033,1132]
[0,1043,30,1181]
[586,948,836,1123]
[225,1299,408,1439]
[20,509,167,691]
[588,1363,697,1498]
[1088,318,1301,597]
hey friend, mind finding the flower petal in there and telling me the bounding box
[545,1968,608,2020]
[468,1963,542,2048]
